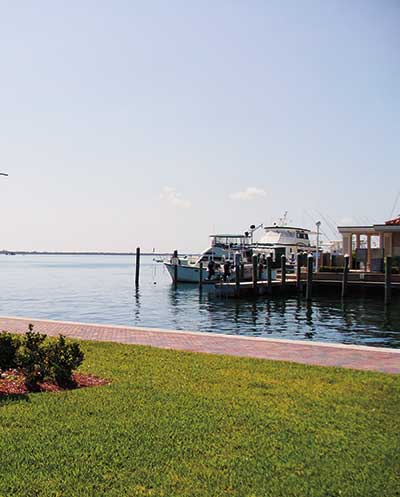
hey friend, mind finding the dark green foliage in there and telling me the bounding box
[12,325,84,390]
[47,335,84,387]
[17,328,49,390]
[0,332,20,371]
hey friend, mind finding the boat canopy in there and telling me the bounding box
[210,234,251,248]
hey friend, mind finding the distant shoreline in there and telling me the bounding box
[0,251,197,257]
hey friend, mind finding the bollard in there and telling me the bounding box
[385,256,392,305]
[240,262,245,280]
[266,254,273,295]
[306,254,313,302]
[281,254,286,292]
[341,254,349,298]
[135,247,140,287]
[296,252,302,293]
[252,254,258,295]
[199,262,203,292]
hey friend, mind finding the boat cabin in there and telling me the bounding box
[196,234,251,263]
[253,226,313,261]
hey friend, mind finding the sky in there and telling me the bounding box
[1,0,399,252]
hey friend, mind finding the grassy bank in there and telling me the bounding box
[0,339,399,497]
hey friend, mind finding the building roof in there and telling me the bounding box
[385,216,400,226]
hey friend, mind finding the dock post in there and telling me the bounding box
[385,256,392,305]
[135,247,140,287]
[306,254,313,302]
[281,254,286,292]
[296,252,302,293]
[199,262,203,293]
[342,254,349,298]
[266,254,272,295]
[240,263,245,280]
[252,254,258,295]
[173,249,178,288]
[235,253,241,297]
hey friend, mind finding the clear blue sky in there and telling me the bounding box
[1,1,399,252]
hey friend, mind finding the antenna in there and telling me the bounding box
[278,211,289,226]
[389,190,400,219]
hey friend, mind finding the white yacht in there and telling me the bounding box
[164,218,314,283]
[164,233,253,283]
[253,225,314,263]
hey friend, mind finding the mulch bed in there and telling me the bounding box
[0,369,109,396]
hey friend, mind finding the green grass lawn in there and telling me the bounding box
[0,339,399,497]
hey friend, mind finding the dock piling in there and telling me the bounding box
[173,249,178,289]
[135,247,140,287]
[267,254,272,295]
[281,254,286,292]
[240,262,245,280]
[199,262,203,292]
[342,254,349,298]
[296,252,302,293]
[306,254,313,302]
[235,254,241,296]
[252,254,258,295]
[385,256,392,305]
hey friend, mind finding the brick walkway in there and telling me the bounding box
[1,316,399,374]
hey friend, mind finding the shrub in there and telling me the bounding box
[0,332,20,371]
[47,335,84,387]
[17,326,49,390]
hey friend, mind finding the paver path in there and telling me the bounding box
[1,316,399,374]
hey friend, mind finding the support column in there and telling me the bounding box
[384,233,393,257]
[356,234,361,249]
[343,233,353,270]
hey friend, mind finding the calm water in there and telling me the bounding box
[0,255,399,348]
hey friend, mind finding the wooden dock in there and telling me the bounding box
[213,272,400,299]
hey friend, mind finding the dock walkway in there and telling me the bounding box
[0,316,399,374]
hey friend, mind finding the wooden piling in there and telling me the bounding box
[281,254,286,292]
[266,254,272,295]
[173,249,178,288]
[235,254,241,296]
[342,254,349,298]
[252,254,258,295]
[296,252,302,293]
[385,256,392,305]
[199,262,203,292]
[240,263,245,280]
[135,247,140,287]
[306,254,313,302]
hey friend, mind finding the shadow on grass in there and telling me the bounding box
[0,393,30,405]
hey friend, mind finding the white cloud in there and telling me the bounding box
[160,186,191,208]
[229,187,267,201]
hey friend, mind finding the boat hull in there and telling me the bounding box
[164,262,222,283]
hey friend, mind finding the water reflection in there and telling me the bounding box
[1,255,399,348]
